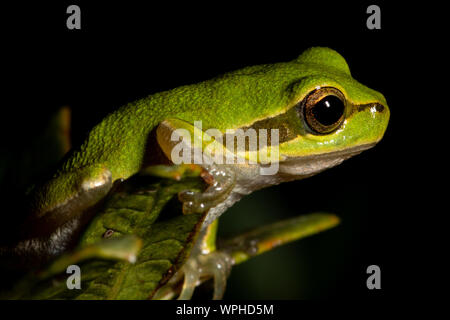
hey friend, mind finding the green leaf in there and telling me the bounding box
[2,164,341,300]
[3,165,208,300]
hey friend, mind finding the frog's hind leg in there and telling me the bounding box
[23,165,113,238]
[8,165,114,267]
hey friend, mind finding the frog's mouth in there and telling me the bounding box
[278,143,376,177]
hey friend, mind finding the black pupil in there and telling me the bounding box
[312,95,345,126]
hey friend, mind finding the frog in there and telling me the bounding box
[7,47,389,299]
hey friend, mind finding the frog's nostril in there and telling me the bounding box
[374,103,384,113]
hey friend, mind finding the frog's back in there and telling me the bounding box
[59,61,301,181]
[59,48,358,181]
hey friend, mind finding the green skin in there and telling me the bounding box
[18,47,389,262]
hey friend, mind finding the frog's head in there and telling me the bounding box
[248,47,390,177]
[157,47,389,180]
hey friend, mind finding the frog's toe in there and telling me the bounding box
[178,251,233,300]
[178,166,236,215]
[177,256,200,300]
[178,190,219,214]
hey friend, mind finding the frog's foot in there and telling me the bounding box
[177,250,233,300]
[178,166,236,215]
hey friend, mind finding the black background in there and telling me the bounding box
[1,1,430,300]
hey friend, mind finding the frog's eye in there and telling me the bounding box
[300,87,346,135]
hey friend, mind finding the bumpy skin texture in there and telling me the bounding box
[29,47,389,225]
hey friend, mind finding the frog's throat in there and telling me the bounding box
[278,142,376,176]
[200,143,376,229]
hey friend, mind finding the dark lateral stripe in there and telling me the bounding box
[225,102,385,152]
[226,107,303,150]
[354,102,385,113]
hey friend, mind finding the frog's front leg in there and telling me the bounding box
[154,119,241,299]
[178,165,236,215]
[156,119,237,219]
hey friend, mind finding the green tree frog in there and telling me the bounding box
[9,47,389,298]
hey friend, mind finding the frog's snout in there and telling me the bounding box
[372,101,390,140]
[375,101,390,123]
